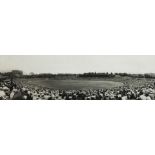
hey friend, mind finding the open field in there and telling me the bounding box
[20,79,124,90]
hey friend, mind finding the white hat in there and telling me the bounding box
[22,88,26,91]
[3,86,9,91]
[13,89,18,92]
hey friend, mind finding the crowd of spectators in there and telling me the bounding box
[0,78,155,100]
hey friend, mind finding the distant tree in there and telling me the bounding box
[29,72,35,75]
[11,70,23,78]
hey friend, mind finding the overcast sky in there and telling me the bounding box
[0,55,154,74]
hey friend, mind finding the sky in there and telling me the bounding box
[0,55,155,74]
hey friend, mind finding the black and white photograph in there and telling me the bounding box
[0,55,155,100]
[1,0,155,154]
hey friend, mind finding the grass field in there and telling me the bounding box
[22,79,124,90]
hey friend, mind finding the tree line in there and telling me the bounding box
[1,70,155,79]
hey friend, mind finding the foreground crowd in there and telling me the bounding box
[0,79,155,100]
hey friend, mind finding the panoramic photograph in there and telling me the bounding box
[0,55,155,100]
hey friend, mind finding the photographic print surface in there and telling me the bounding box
[0,55,155,100]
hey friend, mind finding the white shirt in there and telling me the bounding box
[0,90,6,97]
[146,96,151,100]
[10,91,15,99]
[139,95,147,100]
